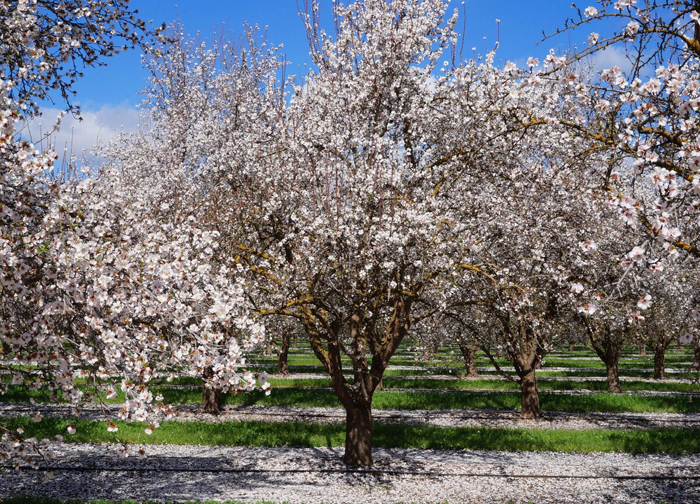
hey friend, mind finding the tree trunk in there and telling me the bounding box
[606,360,622,393]
[694,342,700,368]
[202,366,222,414]
[568,342,575,352]
[639,344,646,356]
[459,344,479,377]
[653,348,665,380]
[343,402,373,466]
[587,325,623,394]
[277,333,291,375]
[519,369,541,419]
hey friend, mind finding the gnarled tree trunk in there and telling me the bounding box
[202,366,222,414]
[520,368,540,418]
[488,319,547,420]
[343,401,373,466]
[459,343,479,377]
[653,349,666,380]
[277,332,291,375]
[605,359,622,393]
[298,295,413,467]
[584,322,624,394]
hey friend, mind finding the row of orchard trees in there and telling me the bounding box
[3,0,700,468]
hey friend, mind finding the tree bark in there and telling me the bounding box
[343,402,373,466]
[639,344,646,356]
[298,295,412,467]
[520,369,540,419]
[459,344,479,377]
[568,342,575,352]
[606,360,622,393]
[277,333,291,375]
[694,341,700,368]
[585,323,623,394]
[653,348,666,380]
[202,366,222,414]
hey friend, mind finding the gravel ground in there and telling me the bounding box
[3,402,699,430]
[3,444,699,503]
[164,405,700,430]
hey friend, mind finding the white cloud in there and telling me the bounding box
[21,103,141,164]
[591,45,633,74]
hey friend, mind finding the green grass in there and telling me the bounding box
[4,385,700,413]
[179,387,700,413]
[5,417,700,455]
[267,377,700,393]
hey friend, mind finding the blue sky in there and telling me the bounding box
[34,1,626,157]
[72,0,601,107]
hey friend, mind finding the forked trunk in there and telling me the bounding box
[278,333,291,375]
[202,366,222,414]
[343,402,373,466]
[520,369,540,419]
[459,344,479,377]
[653,347,666,380]
[606,360,622,393]
[588,328,623,394]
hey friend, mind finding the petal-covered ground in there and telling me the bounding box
[4,444,699,504]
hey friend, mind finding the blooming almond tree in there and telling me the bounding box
[551,1,700,262]
[1,102,266,459]
[1,0,162,115]
[100,23,284,412]
[0,6,265,464]
[233,0,484,466]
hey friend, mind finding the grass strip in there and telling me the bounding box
[5,417,700,455]
[170,388,700,413]
[266,377,700,393]
[5,387,700,413]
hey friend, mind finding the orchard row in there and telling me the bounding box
[2,0,700,467]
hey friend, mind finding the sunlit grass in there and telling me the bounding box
[6,417,700,454]
[3,384,699,413]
